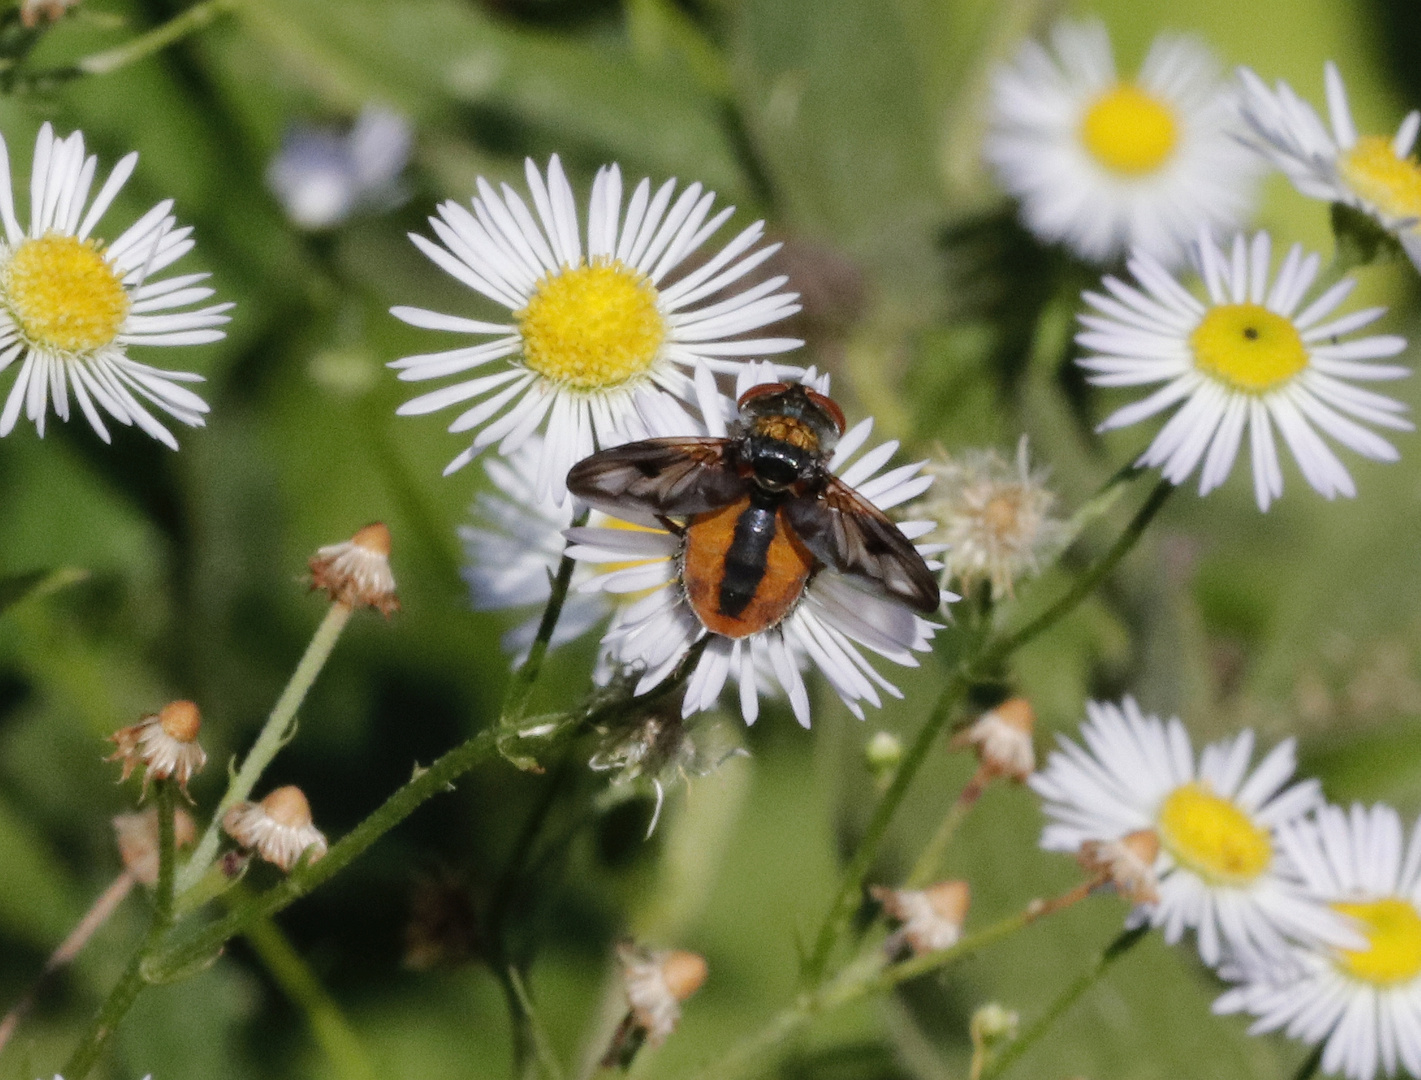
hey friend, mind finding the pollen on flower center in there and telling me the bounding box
[517,260,665,390]
[4,233,129,352]
[1339,135,1421,222]
[1079,84,1179,175]
[1333,897,1421,985]
[1190,303,1308,393]
[1156,781,1272,884]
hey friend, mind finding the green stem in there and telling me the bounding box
[148,718,576,981]
[59,780,180,1080]
[803,478,1173,982]
[978,926,1148,1080]
[502,513,588,724]
[77,0,237,74]
[241,911,379,1080]
[985,478,1172,661]
[507,967,566,1080]
[1292,1044,1325,1080]
[179,601,353,894]
[905,769,984,888]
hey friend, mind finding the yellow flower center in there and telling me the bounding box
[981,493,1023,537]
[4,234,130,352]
[517,260,665,390]
[1338,135,1421,222]
[1190,303,1309,394]
[1080,84,1179,175]
[1333,898,1421,985]
[1156,781,1272,885]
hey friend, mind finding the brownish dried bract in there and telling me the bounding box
[1078,829,1162,905]
[112,807,198,886]
[950,697,1036,782]
[107,700,208,794]
[309,522,399,616]
[223,785,328,872]
[872,880,971,956]
[20,0,79,27]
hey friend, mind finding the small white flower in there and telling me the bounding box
[566,364,948,729]
[617,943,707,1047]
[1031,697,1350,967]
[1078,229,1411,510]
[985,19,1259,265]
[390,155,802,502]
[0,124,231,447]
[1215,803,1421,1080]
[267,106,412,230]
[950,697,1036,782]
[871,881,971,956]
[309,522,399,616]
[911,438,1067,598]
[1238,62,1421,272]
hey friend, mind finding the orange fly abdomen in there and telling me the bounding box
[682,497,816,638]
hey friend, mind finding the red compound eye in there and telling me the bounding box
[804,390,846,434]
[736,381,792,408]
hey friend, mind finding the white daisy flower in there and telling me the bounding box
[1077,229,1412,511]
[0,125,231,448]
[267,105,412,231]
[390,155,802,502]
[1030,697,1351,967]
[985,19,1259,265]
[1215,803,1421,1080]
[459,434,614,659]
[1238,62,1421,272]
[565,363,947,729]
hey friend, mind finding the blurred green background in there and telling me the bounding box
[2,0,1421,1078]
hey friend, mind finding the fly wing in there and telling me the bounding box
[784,479,941,614]
[566,438,748,525]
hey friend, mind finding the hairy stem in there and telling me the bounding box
[60,781,179,1080]
[179,601,353,894]
[503,512,588,724]
[78,0,238,74]
[978,926,1148,1080]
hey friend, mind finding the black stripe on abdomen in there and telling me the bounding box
[718,501,777,618]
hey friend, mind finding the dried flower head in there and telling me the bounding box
[617,942,707,1047]
[950,697,1036,782]
[112,807,198,887]
[20,0,79,26]
[309,522,399,616]
[107,700,207,793]
[1078,828,1162,905]
[223,785,328,872]
[872,880,971,957]
[910,437,1068,598]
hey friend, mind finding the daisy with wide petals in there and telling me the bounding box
[390,155,802,502]
[565,364,947,728]
[1238,62,1421,272]
[1078,229,1411,510]
[985,19,1259,265]
[1216,803,1421,1080]
[0,125,231,448]
[1031,697,1350,967]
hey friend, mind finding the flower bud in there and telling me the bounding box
[309,522,399,616]
[865,731,903,780]
[107,700,208,793]
[950,697,1035,781]
[872,880,971,956]
[1077,829,1161,905]
[223,785,328,872]
[616,942,707,1047]
[112,807,198,886]
[970,1002,1020,1051]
